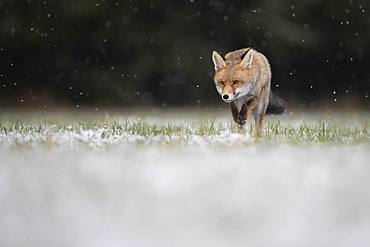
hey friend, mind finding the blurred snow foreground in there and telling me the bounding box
[1,144,370,247]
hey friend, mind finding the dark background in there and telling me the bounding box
[0,0,369,110]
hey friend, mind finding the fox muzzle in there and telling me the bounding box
[221,92,239,102]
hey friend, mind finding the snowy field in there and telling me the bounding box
[0,110,369,247]
[0,110,368,147]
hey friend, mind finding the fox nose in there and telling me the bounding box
[222,94,229,100]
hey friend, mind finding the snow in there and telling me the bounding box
[0,126,253,147]
[0,112,368,246]
[0,144,369,247]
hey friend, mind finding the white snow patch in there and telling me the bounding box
[0,145,369,247]
[0,128,254,147]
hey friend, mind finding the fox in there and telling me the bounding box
[212,48,286,136]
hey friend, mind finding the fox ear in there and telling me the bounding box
[240,49,254,69]
[212,51,226,71]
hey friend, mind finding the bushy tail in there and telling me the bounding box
[266,91,286,115]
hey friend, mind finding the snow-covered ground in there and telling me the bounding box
[1,144,369,247]
[0,111,368,147]
[0,123,254,147]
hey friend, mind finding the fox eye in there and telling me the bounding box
[219,81,225,86]
[232,80,240,85]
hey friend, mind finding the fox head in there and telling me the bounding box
[212,48,255,102]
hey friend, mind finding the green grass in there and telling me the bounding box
[0,111,369,146]
[263,120,368,143]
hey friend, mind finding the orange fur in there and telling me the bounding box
[212,48,272,136]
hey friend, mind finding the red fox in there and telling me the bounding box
[212,48,285,135]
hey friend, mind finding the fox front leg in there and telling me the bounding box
[253,111,264,137]
[253,86,270,137]
[239,98,259,135]
[236,106,248,126]
[230,102,245,132]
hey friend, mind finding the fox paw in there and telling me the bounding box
[236,115,247,125]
